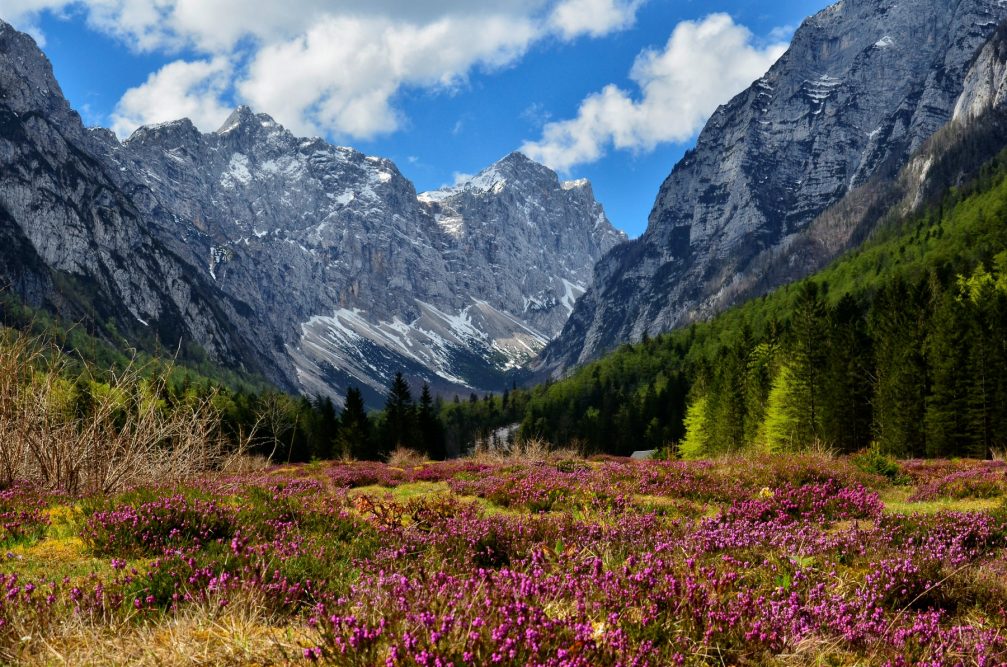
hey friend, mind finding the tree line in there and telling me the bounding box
[201,372,448,463]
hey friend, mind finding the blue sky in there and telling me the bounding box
[10,0,826,237]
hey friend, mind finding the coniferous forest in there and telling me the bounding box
[435,150,1007,458]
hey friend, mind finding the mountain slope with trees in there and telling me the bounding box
[444,123,1007,459]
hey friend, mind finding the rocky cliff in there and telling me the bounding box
[537,0,1007,375]
[0,21,624,403]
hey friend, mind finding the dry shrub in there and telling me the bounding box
[219,452,272,476]
[0,331,229,494]
[386,447,427,468]
[469,436,582,464]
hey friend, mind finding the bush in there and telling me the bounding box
[852,446,903,481]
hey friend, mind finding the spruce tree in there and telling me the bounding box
[821,294,874,453]
[869,280,929,457]
[381,373,417,455]
[312,395,339,460]
[417,383,446,460]
[787,281,829,446]
[925,284,969,457]
[338,387,372,460]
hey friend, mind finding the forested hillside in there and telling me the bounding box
[445,150,1007,458]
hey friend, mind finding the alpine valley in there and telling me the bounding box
[5,0,1007,413]
[0,20,624,405]
[8,1,1007,664]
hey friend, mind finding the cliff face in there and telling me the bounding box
[0,21,268,376]
[537,0,1007,376]
[0,21,623,403]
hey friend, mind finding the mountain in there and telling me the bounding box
[447,110,1007,457]
[0,21,270,378]
[0,20,623,404]
[537,0,1007,376]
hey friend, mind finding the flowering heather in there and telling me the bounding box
[907,460,1007,501]
[0,455,1005,665]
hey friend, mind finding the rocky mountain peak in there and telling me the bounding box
[217,105,256,132]
[215,105,287,139]
[0,17,626,405]
[0,19,77,126]
[125,118,202,148]
[537,0,1007,376]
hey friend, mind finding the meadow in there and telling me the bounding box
[0,450,1004,665]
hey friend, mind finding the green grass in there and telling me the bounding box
[879,488,1004,515]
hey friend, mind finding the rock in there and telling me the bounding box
[537,0,1007,376]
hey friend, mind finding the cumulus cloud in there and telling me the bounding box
[549,0,645,40]
[238,13,539,139]
[111,57,233,138]
[522,13,788,171]
[7,0,649,141]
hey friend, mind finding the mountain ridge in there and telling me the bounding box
[0,19,624,405]
[536,0,1007,377]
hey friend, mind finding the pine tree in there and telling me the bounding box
[417,383,446,460]
[381,373,417,456]
[787,281,829,446]
[312,395,339,460]
[869,280,929,457]
[338,387,372,460]
[925,283,969,457]
[821,294,874,453]
[707,341,749,453]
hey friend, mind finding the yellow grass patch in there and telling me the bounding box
[13,598,318,666]
[22,536,84,562]
[348,481,451,501]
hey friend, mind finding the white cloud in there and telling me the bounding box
[549,0,644,40]
[7,0,646,140]
[238,13,539,139]
[111,57,232,138]
[522,13,788,171]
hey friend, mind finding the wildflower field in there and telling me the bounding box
[2,454,1007,665]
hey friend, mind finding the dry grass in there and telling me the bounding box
[219,453,272,476]
[386,447,428,468]
[879,487,1003,515]
[13,592,315,666]
[467,437,582,465]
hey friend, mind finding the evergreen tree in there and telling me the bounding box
[821,294,874,453]
[338,387,372,460]
[925,282,970,457]
[381,373,417,455]
[311,395,339,460]
[786,281,829,446]
[743,341,776,444]
[417,383,446,460]
[707,342,749,453]
[870,280,929,457]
